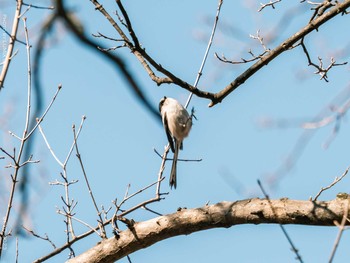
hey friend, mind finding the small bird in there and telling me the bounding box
[159,96,193,189]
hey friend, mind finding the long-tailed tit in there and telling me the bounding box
[159,96,193,189]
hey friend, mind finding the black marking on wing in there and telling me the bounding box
[164,112,175,152]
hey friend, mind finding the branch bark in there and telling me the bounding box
[68,197,350,263]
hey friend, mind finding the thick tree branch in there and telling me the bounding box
[91,0,350,107]
[68,197,350,263]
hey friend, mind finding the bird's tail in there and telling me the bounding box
[169,141,180,189]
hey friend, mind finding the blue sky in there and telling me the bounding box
[1,1,350,262]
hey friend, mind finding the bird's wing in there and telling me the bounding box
[163,112,175,152]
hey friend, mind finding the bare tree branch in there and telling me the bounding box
[89,0,216,102]
[68,198,350,263]
[73,119,107,239]
[2,1,350,262]
[0,0,23,89]
[212,0,350,106]
[22,225,56,249]
[313,167,349,201]
[258,0,282,12]
[22,2,54,10]
[0,17,31,257]
[185,0,223,108]
[215,30,271,65]
[88,0,350,107]
[300,38,347,82]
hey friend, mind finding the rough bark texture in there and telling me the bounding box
[68,197,350,263]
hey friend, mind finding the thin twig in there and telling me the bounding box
[19,155,39,167]
[313,167,349,201]
[328,199,349,262]
[300,38,347,82]
[0,17,31,257]
[34,190,164,263]
[25,84,62,140]
[60,170,76,240]
[15,237,18,263]
[37,109,84,168]
[124,178,165,205]
[92,32,124,42]
[215,30,271,65]
[155,0,223,191]
[142,205,163,216]
[257,180,304,263]
[23,17,32,141]
[62,117,85,168]
[37,123,63,166]
[0,50,20,65]
[73,118,107,238]
[38,116,85,241]
[22,2,54,10]
[153,148,202,162]
[155,145,169,197]
[185,0,223,109]
[22,226,56,249]
[19,5,32,18]
[258,0,282,12]
[56,210,100,237]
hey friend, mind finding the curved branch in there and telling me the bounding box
[55,0,160,121]
[91,1,350,107]
[68,197,350,263]
[90,0,215,101]
[210,0,350,106]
